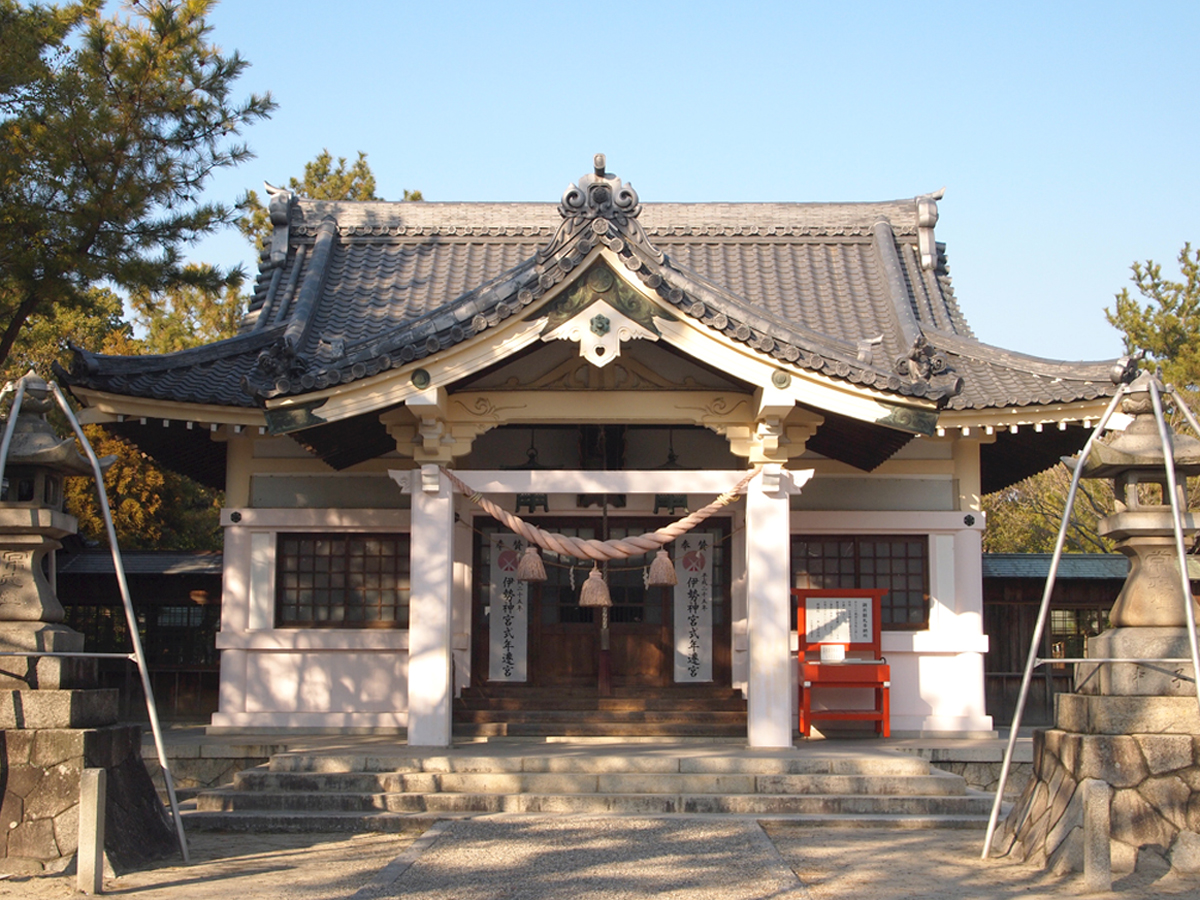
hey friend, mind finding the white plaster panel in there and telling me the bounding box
[216,649,247,715]
[220,522,250,633]
[928,533,956,635]
[222,509,410,528]
[794,477,955,511]
[243,650,408,713]
[881,650,992,733]
[954,526,986,623]
[248,531,274,631]
[790,510,984,532]
[882,632,990,654]
[215,630,408,651]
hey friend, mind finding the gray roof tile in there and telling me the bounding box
[63,165,1119,421]
[982,553,1128,580]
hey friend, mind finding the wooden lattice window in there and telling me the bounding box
[276,533,410,628]
[791,535,929,629]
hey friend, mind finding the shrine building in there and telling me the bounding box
[59,156,1120,747]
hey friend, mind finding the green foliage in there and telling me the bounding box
[984,243,1200,553]
[0,0,275,369]
[982,466,1113,554]
[294,150,381,201]
[2,290,223,551]
[1105,244,1200,393]
[0,0,91,114]
[238,149,421,252]
[0,287,130,383]
[63,425,223,550]
[130,265,246,353]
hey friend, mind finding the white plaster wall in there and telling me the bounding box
[243,651,407,713]
[211,508,414,730]
[791,507,993,736]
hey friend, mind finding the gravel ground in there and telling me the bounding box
[4,819,1200,899]
[0,831,415,900]
[764,824,1200,900]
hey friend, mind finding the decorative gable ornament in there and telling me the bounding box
[541,299,659,368]
[537,153,664,270]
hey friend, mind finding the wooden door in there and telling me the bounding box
[472,518,731,689]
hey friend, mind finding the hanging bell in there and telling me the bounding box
[515,545,547,582]
[647,549,678,587]
[578,565,613,607]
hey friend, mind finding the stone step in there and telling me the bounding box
[452,721,747,738]
[234,769,965,797]
[195,789,993,817]
[193,748,993,832]
[182,809,991,833]
[184,810,440,833]
[454,710,748,723]
[0,688,118,730]
[456,691,744,705]
[266,753,933,777]
[455,697,749,712]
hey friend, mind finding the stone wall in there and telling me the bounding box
[1,724,176,875]
[997,727,1200,874]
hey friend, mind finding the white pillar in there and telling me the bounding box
[745,463,792,748]
[408,465,454,747]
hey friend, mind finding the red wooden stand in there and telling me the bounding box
[793,588,891,738]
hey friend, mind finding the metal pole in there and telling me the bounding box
[982,385,1128,858]
[1148,381,1200,722]
[47,381,190,863]
[0,378,29,495]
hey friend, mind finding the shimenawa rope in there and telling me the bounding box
[438,466,762,562]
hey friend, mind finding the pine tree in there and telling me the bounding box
[0,0,275,369]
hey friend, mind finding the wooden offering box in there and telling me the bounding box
[793,588,890,737]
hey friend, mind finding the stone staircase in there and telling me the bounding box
[452,684,748,738]
[187,745,996,832]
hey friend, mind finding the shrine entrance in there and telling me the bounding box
[470,517,732,691]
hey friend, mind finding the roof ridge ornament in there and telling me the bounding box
[265,182,295,265]
[916,188,944,271]
[536,154,663,267]
[559,153,641,221]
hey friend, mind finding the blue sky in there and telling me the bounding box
[188,0,1199,363]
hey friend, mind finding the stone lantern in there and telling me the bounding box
[1075,371,1200,691]
[1001,370,1200,874]
[0,373,96,688]
[1,373,175,875]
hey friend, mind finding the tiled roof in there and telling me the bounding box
[62,160,1120,425]
[982,552,1200,581]
[982,553,1129,580]
[58,549,224,576]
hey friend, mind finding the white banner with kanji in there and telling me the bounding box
[488,535,528,682]
[673,531,715,682]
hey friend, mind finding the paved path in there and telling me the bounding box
[4,818,1199,899]
[356,817,809,900]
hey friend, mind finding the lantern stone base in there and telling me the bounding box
[1,641,173,874]
[0,723,175,875]
[0,622,97,691]
[1075,627,1197,697]
[1,688,119,730]
[996,688,1200,873]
